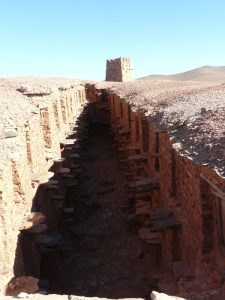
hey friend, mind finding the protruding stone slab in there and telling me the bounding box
[128,154,148,162]
[151,215,181,232]
[70,153,80,158]
[119,129,131,135]
[31,172,54,184]
[57,167,70,174]
[68,164,81,169]
[136,199,148,208]
[136,204,150,216]
[53,158,65,163]
[138,228,162,244]
[60,139,77,146]
[149,207,172,220]
[48,179,58,185]
[45,184,59,190]
[20,212,46,231]
[26,223,48,234]
[128,177,159,193]
[126,144,140,150]
[36,234,53,245]
[148,207,181,232]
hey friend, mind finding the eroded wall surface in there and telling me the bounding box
[0,79,87,293]
[1,78,225,300]
[95,88,225,299]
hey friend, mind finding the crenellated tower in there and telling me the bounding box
[105,57,133,82]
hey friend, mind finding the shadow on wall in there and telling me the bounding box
[6,103,88,296]
[8,96,157,299]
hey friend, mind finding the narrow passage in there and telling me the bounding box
[50,121,154,298]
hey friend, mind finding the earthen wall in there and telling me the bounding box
[105,90,225,278]
[0,84,87,293]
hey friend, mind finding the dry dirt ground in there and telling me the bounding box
[49,124,155,298]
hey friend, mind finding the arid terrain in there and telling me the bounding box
[139,65,225,83]
[1,63,225,300]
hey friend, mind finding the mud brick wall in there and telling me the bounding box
[0,84,87,293]
[105,90,225,276]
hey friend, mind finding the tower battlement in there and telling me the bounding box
[105,57,133,82]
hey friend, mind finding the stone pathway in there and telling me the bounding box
[52,124,154,298]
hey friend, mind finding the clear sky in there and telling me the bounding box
[0,0,225,80]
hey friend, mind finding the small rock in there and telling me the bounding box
[4,127,18,138]
[151,291,186,300]
[17,292,32,298]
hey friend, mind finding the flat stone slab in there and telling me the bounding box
[71,144,81,149]
[26,223,48,234]
[151,215,181,232]
[36,234,53,245]
[69,164,81,169]
[136,177,159,186]
[126,144,140,150]
[136,199,148,208]
[53,158,65,163]
[31,172,53,183]
[128,177,159,192]
[57,167,70,174]
[63,146,72,150]
[70,153,80,158]
[45,184,59,190]
[128,154,148,162]
[61,139,77,145]
[119,129,131,135]
[48,180,58,185]
[136,204,150,216]
[149,207,172,220]
[20,212,46,231]
[138,228,162,244]
[62,174,74,179]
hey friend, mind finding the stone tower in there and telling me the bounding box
[105,57,133,82]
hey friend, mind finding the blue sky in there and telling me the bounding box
[0,0,225,80]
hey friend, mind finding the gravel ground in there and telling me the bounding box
[1,77,225,177]
[97,79,225,177]
[0,77,88,171]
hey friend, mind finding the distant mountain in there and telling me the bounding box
[139,66,225,82]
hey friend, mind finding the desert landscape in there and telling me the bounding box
[0,58,225,300]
